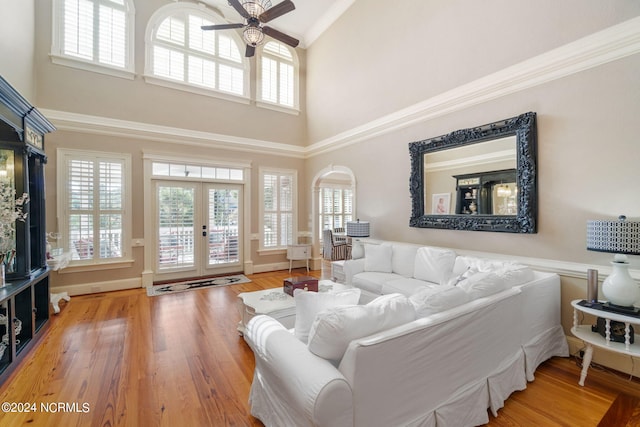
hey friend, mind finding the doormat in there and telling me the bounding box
[146,274,251,297]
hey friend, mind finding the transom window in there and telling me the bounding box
[151,161,243,181]
[51,0,135,78]
[259,41,298,111]
[145,3,248,99]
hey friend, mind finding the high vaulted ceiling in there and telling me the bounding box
[200,0,355,47]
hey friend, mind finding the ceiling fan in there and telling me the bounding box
[201,0,299,58]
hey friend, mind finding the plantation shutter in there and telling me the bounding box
[68,157,125,261]
[63,0,128,67]
[262,172,294,248]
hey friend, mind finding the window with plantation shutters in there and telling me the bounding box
[58,149,132,265]
[318,187,353,240]
[145,3,248,100]
[52,0,135,78]
[260,169,296,250]
[258,41,298,111]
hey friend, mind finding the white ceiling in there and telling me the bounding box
[199,0,355,47]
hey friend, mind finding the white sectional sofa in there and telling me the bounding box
[243,241,569,427]
[344,241,536,303]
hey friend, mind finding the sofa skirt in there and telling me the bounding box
[404,350,527,427]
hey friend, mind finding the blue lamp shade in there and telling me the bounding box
[346,220,370,237]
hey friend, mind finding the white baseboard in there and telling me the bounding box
[51,277,142,296]
[252,261,291,274]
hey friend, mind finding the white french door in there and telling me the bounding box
[154,180,242,281]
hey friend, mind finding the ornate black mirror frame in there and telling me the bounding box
[409,112,537,233]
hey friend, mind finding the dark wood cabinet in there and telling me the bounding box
[453,169,517,215]
[0,76,55,383]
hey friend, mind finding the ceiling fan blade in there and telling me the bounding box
[201,23,244,31]
[228,0,251,19]
[259,0,295,23]
[245,44,256,58]
[262,26,299,48]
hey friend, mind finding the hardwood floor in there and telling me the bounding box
[0,265,639,426]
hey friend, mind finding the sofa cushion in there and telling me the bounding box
[391,244,420,277]
[382,277,432,296]
[352,272,399,295]
[413,247,457,284]
[293,287,362,344]
[364,244,393,273]
[495,265,535,287]
[409,285,470,317]
[307,293,416,363]
[457,271,507,299]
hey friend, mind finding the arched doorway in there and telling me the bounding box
[311,165,356,267]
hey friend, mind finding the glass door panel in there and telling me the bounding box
[154,181,242,281]
[156,182,197,274]
[206,185,240,267]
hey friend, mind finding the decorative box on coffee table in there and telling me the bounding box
[283,276,318,296]
[236,280,352,335]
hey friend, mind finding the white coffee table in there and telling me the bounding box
[237,280,352,335]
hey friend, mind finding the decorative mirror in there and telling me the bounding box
[409,112,537,233]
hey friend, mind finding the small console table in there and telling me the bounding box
[571,299,640,386]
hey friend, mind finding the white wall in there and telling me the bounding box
[0,0,35,99]
[304,0,640,374]
[29,0,310,290]
[305,0,640,269]
[33,0,307,146]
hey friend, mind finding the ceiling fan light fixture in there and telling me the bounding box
[241,0,272,18]
[243,26,265,46]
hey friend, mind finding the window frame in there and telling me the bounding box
[257,41,300,114]
[51,0,136,80]
[143,2,250,104]
[259,167,297,252]
[318,185,353,241]
[57,148,133,270]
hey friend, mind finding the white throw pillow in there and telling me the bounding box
[457,271,506,299]
[496,265,534,287]
[364,244,393,273]
[413,247,457,284]
[391,244,420,277]
[293,288,361,344]
[444,266,478,286]
[307,293,415,362]
[409,285,470,317]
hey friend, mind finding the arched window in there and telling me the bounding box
[51,0,135,79]
[258,41,299,112]
[145,3,249,101]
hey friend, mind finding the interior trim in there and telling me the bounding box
[304,0,356,47]
[40,108,307,158]
[305,16,640,157]
[39,16,640,159]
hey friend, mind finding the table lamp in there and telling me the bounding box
[346,219,370,238]
[346,219,370,259]
[586,215,640,310]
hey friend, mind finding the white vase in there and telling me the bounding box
[602,261,640,307]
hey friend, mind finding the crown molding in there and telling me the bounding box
[305,16,640,157]
[39,17,640,160]
[304,0,356,47]
[40,108,307,158]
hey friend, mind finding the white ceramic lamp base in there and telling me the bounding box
[602,261,639,307]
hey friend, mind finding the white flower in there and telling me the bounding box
[0,180,29,255]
